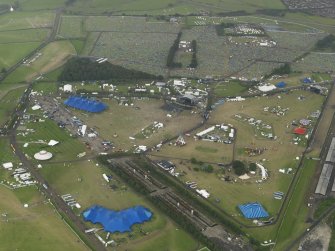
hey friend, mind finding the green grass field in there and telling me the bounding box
[0,85,27,126]
[39,159,200,251]
[3,40,76,83]
[0,28,49,43]
[0,186,87,251]
[17,118,86,163]
[213,80,249,97]
[0,42,40,69]
[155,90,325,224]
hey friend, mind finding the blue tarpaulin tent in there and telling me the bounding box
[303,77,313,84]
[276,81,286,88]
[83,205,153,233]
[238,202,269,219]
[64,96,107,113]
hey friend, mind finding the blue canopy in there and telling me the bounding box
[238,202,269,219]
[64,96,107,113]
[83,205,153,233]
[276,81,286,88]
[303,77,313,84]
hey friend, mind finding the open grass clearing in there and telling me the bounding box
[72,98,201,150]
[0,85,27,126]
[40,159,199,251]
[213,80,249,97]
[4,40,76,83]
[0,41,40,69]
[0,185,87,251]
[0,28,49,43]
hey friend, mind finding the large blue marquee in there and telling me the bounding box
[238,202,269,219]
[64,96,107,113]
[83,205,153,233]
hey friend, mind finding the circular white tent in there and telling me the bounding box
[34,150,53,161]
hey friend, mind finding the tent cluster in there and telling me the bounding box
[64,96,107,113]
[83,205,153,233]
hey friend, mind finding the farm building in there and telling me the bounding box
[64,96,107,113]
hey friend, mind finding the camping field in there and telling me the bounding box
[152,89,325,222]
[39,159,200,251]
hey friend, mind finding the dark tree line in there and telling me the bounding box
[271,63,291,76]
[58,57,160,81]
[189,40,198,68]
[315,34,335,52]
[166,32,182,68]
[215,22,234,36]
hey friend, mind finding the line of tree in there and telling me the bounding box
[166,32,182,68]
[97,155,219,250]
[315,34,335,52]
[99,155,261,249]
[58,57,161,81]
[133,157,245,235]
[270,63,292,76]
[189,40,198,68]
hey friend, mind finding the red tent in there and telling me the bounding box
[294,127,307,135]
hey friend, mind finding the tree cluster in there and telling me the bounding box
[232,160,247,176]
[166,32,182,68]
[315,34,335,52]
[271,63,291,76]
[189,40,198,68]
[59,57,159,81]
[215,22,234,36]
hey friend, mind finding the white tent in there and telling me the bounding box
[48,140,59,146]
[63,84,73,92]
[34,150,53,160]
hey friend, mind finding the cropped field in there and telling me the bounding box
[68,0,285,15]
[4,40,76,83]
[0,11,54,31]
[0,42,40,69]
[58,16,86,39]
[0,28,49,43]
